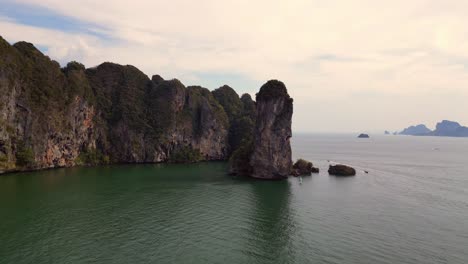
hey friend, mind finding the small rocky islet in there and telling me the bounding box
[0,37,358,179]
[291,159,320,177]
[328,164,357,176]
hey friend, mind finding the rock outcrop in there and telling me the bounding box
[291,159,319,176]
[358,133,370,138]
[328,165,356,176]
[229,80,293,179]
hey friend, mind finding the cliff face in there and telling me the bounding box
[212,86,256,156]
[87,63,229,163]
[0,38,98,173]
[229,80,293,179]
[0,37,295,177]
[250,80,293,179]
[0,38,231,173]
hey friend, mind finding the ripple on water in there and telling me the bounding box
[1,135,468,263]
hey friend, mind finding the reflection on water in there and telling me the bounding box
[244,180,293,263]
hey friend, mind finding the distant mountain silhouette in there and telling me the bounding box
[431,120,468,137]
[399,124,431,136]
[399,120,468,137]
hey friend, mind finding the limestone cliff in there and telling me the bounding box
[229,80,293,179]
[0,38,98,173]
[0,37,230,173]
[250,80,293,179]
[212,86,256,156]
[0,37,293,178]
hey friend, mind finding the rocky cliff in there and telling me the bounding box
[0,38,98,173]
[0,37,241,173]
[230,80,293,179]
[0,37,295,178]
[212,86,256,156]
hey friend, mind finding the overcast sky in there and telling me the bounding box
[1,0,468,133]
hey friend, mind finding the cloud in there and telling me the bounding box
[1,0,468,132]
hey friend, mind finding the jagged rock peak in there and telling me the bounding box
[13,41,40,52]
[64,61,86,71]
[240,93,254,102]
[256,80,291,100]
[0,35,10,46]
[249,80,293,180]
[212,85,241,118]
[151,74,164,83]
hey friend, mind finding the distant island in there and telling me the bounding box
[399,124,432,136]
[358,133,370,138]
[399,120,468,137]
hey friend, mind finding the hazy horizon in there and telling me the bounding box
[1,0,467,133]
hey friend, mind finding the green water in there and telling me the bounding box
[0,163,296,263]
[1,134,467,263]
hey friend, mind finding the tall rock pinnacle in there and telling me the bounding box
[249,80,293,179]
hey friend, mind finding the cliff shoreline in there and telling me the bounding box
[0,37,294,178]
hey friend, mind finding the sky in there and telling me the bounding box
[1,0,468,133]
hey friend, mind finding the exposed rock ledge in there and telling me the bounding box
[328,165,356,176]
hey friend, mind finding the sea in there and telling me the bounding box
[0,134,467,264]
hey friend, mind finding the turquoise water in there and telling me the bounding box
[1,134,467,263]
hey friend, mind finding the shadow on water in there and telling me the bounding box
[240,179,295,264]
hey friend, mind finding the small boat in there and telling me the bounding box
[299,177,303,184]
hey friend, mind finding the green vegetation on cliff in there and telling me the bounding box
[87,63,149,129]
[15,141,35,168]
[212,85,243,121]
[145,79,185,139]
[187,86,229,135]
[76,148,110,166]
[63,61,96,105]
[256,80,289,100]
[212,86,255,156]
[0,37,254,173]
[169,146,202,163]
[228,139,254,176]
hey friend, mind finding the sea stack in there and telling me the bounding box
[249,80,293,179]
[328,164,356,176]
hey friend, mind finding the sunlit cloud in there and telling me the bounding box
[1,0,468,132]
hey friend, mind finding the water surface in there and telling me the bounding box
[1,134,467,263]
